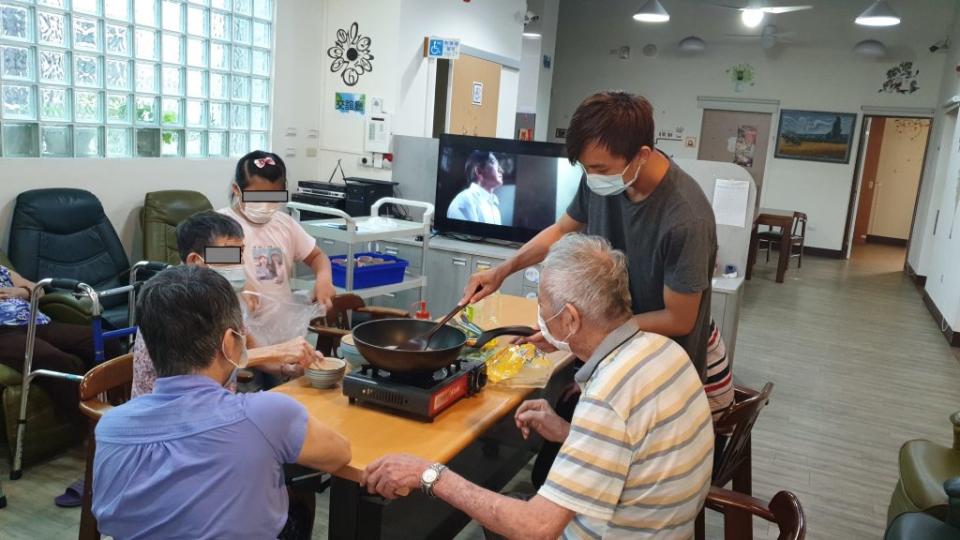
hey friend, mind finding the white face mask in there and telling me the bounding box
[537,304,573,352]
[585,159,642,197]
[221,328,249,385]
[241,202,281,224]
[211,265,247,292]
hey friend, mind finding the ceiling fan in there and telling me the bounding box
[724,24,798,49]
[706,1,814,28]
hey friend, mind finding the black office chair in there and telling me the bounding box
[8,188,131,329]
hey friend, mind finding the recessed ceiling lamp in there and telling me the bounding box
[633,0,670,23]
[855,0,900,27]
[852,39,888,58]
[678,36,707,52]
[742,9,765,28]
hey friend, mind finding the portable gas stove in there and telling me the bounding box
[342,359,487,421]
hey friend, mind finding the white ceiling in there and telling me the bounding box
[560,0,955,51]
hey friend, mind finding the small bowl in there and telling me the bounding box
[305,358,346,389]
[338,334,365,368]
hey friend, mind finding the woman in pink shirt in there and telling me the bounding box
[219,151,336,321]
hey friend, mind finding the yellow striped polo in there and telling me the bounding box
[538,320,714,539]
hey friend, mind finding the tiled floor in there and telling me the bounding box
[3,244,958,539]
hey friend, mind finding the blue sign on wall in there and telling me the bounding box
[426,36,460,60]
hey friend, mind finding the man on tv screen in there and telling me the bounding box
[446,150,504,225]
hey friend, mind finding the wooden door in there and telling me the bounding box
[853,118,885,245]
[698,109,772,196]
[448,54,501,137]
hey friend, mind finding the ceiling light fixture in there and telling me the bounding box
[633,0,670,23]
[853,39,887,58]
[678,35,707,52]
[741,8,765,28]
[855,0,900,27]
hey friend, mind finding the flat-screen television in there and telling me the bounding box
[433,134,583,243]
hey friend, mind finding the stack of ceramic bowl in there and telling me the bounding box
[305,358,346,389]
[338,334,365,368]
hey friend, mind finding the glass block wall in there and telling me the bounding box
[0,0,271,158]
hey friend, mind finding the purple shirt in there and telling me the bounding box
[92,375,307,539]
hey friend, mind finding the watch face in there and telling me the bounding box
[422,468,439,483]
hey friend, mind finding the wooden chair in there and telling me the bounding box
[78,353,133,540]
[696,382,775,540]
[705,486,806,540]
[759,212,807,269]
[310,294,410,356]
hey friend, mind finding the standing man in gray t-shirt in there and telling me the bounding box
[461,91,717,378]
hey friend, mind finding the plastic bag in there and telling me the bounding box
[485,343,553,388]
[241,290,325,347]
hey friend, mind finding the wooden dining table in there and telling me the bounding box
[745,208,796,284]
[274,294,576,539]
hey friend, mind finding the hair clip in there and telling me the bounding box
[253,156,276,168]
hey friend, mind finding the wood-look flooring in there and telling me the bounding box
[2,244,958,539]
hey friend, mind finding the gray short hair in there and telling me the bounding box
[541,234,632,322]
[136,265,243,377]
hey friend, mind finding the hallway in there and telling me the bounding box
[739,244,959,537]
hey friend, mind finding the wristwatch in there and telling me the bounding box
[420,463,447,497]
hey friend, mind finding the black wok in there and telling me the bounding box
[350,318,535,373]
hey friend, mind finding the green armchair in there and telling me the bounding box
[886,477,960,540]
[888,412,960,523]
[140,190,213,265]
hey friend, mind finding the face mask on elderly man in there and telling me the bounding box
[537,304,573,353]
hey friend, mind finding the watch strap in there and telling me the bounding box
[421,463,447,497]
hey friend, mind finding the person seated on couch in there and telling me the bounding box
[94,265,351,539]
[362,234,714,539]
[0,260,119,423]
[132,210,317,397]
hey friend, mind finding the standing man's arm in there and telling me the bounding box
[634,219,714,337]
[632,288,702,336]
[460,213,584,305]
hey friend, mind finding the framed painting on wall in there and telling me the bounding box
[774,109,858,164]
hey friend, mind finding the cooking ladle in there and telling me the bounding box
[400,300,470,351]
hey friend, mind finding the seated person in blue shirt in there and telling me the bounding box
[92,265,351,539]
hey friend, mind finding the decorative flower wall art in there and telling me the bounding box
[879,61,919,94]
[327,22,374,87]
[726,63,755,93]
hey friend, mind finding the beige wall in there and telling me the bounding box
[868,118,931,240]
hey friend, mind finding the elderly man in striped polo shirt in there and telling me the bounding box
[363,234,714,539]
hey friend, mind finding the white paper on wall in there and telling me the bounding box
[712,178,750,228]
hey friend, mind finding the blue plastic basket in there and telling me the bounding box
[330,252,410,289]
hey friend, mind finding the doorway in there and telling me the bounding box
[844,116,932,260]
[698,109,773,197]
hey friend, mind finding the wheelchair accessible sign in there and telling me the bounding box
[426,36,461,60]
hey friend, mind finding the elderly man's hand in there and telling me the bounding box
[515,399,570,443]
[270,337,315,378]
[515,329,558,353]
[361,454,428,499]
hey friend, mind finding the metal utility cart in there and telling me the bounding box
[286,198,434,302]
